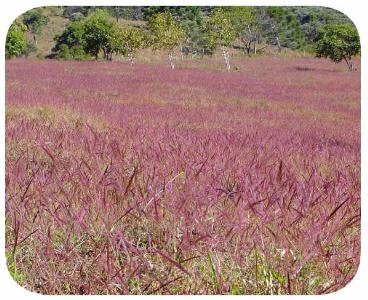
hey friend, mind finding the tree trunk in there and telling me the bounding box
[344,57,354,71]
[128,53,135,65]
[275,36,281,53]
[222,47,231,72]
[33,34,37,46]
[253,41,257,55]
[168,52,175,69]
[243,42,251,56]
[180,46,184,61]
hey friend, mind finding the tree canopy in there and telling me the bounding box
[121,26,147,64]
[22,9,49,44]
[149,11,186,68]
[15,6,360,72]
[206,8,237,71]
[83,9,123,60]
[53,20,86,59]
[6,21,27,59]
[315,23,360,70]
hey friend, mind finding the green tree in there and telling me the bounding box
[121,26,147,64]
[83,9,122,60]
[258,7,306,52]
[22,9,49,45]
[108,7,143,22]
[224,7,259,55]
[206,8,236,72]
[52,20,87,59]
[149,11,186,69]
[315,23,360,71]
[6,21,27,59]
[109,7,128,22]
[176,7,213,58]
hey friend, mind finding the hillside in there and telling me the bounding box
[14,6,354,60]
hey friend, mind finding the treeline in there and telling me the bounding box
[6,6,360,71]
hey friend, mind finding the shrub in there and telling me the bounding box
[5,21,27,59]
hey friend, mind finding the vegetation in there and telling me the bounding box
[5,5,361,296]
[5,21,27,59]
[5,55,360,295]
[53,20,88,60]
[109,6,143,22]
[315,23,360,71]
[121,26,147,65]
[148,11,185,69]
[225,7,260,55]
[22,8,49,45]
[6,6,359,71]
[52,9,148,62]
[206,8,236,72]
[264,7,306,51]
[82,9,123,60]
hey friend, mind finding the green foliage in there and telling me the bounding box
[53,10,147,61]
[207,252,219,291]
[6,251,25,285]
[57,44,72,60]
[177,7,214,56]
[22,8,49,41]
[206,8,236,48]
[149,11,186,52]
[83,9,122,60]
[224,7,259,54]
[142,6,214,21]
[149,11,186,68]
[109,6,143,21]
[265,7,306,50]
[20,6,357,61]
[122,26,147,56]
[315,23,360,70]
[23,41,37,57]
[57,44,87,60]
[6,21,27,59]
[224,6,257,32]
[63,6,96,19]
[53,21,90,60]
[142,6,169,21]
[53,21,85,51]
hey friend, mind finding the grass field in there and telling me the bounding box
[5,55,360,294]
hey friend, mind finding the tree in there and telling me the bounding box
[224,7,259,55]
[142,6,169,21]
[108,7,143,22]
[83,9,122,60]
[206,8,236,72]
[22,9,49,45]
[52,20,87,59]
[6,20,27,59]
[121,26,147,64]
[315,23,360,71]
[109,7,128,22]
[174,7,214,58]
[260,7,306,52]
[149,11,186,69]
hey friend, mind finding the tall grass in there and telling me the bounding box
[5,57,360,294]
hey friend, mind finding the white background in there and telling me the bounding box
[0,1,366,298]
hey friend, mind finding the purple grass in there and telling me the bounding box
[5,56,360,295]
